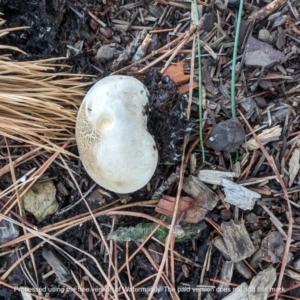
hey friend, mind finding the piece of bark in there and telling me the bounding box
[155,195,207,223]
[148,242,163,264]
[132,34,151,61]
[221,220,256,262]
[163,61,190,85]
[218,261,234,298]
[248,266,276,300]
[213,236,252,279]
[243,125,282,150]
[199,170,235,185]
[288,148,300,187]
[285,269,300,281]
[293,257,300,270]
[153,169,180,199]
[221,282,249,300]
[221,179,261,210]
[233,161,241,178]
[234,260,253,280]
[42,249,70,283]
[20,288,33,300]
[250,248,263,269]
[183,175,218,209]
[0,215,19,244]
[261,231,293,263]
[56,182,69,196]
[111,29,147,70]
[202,65,214,93]
[178,82,199,94]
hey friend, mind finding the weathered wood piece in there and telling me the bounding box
[250,248,263,269]
[221,179,261,210]
[285,268,300,281]
[221,220,256,262]
[213,236,252,279]
[198,170,235,185]
[111,29,147,70]
[20,288,33,300]
[155,195,207,223]
[183,175,218,210]
[261,231,293,263]
[218,261,234,298]
[243,125,282,150]
[288,148,300,187]
[221,282,249,300]
[0,215,19,244]
[42,249,70,283]
[248,266,276,300]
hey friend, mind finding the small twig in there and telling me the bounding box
[249,0,287,20]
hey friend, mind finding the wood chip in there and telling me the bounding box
[163,61,190,85]
[288,148,300,187]
[198,170,235,185]
[261,231,293,263]
[221,179,261,210]
[42,248,71,283]
[222,282,249,300]
[0,215,19,244]
[248,266,276,300]
[285,269,300,281]
[183,175,218,209]
[155,195,207,223]
[218,261,234,298]
[213,236,252,279]
[243,125,282,150]
[221,220,256,262]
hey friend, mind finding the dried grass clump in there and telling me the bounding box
[0,16,92,153]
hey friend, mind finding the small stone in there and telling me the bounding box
[207,118,245,152]
[258,29,270,42]
[202,13,216,32]
[245,36,285,68]
[100,27,113,39]
[272,16,286,29]
[22,181,58,222]
[96,45,115,61]
[220,209,232,221]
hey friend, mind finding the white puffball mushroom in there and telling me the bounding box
[76,75,158,194]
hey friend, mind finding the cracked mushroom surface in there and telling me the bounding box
[76,75,158,194]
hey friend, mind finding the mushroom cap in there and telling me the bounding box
[76,75,158,193]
